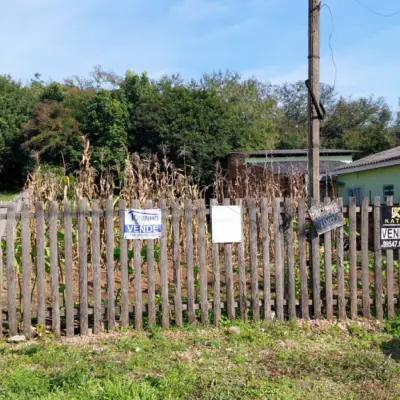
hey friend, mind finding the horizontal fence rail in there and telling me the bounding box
[0,196,398,338]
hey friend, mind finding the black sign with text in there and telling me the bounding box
[381,206,400,249]
[309,200,345,235]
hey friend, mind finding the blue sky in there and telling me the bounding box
[1,0,399,109]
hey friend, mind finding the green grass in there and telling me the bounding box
[0,320,400,399]
[0,190,18,201]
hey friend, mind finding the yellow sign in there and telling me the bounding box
[392,208,400,218]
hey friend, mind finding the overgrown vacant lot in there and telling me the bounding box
[1,319,400,399]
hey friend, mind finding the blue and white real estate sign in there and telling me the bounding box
[124,209,162,240]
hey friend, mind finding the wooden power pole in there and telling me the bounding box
[307,0,320,202]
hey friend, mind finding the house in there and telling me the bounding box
[334,146,400,206]
[226,149,356,199]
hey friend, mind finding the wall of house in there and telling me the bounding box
[338,165,400,205]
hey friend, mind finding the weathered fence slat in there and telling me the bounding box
[92,200,102,334]
[36,201,46,327]
[49,201,60,338]
[361,196,370,318]
[64,200,74,337]
[248,198,259,321]
[224,198,235,321]
[311,199,321,319]
[323,197,333,320]
[119,199,129,328]
[160,200,169,329]
[374,196,383,320]
[132,199,142,330]
[336,198,346,320]
[274,198,284,321]
[211,199,221,325]
[198,199,208,324]
[386,197,394,319]
[6,203,17,336]
[298,199,309,320]
[146,200,156,326]
[185,199,195,324]
[172,201,182,326]
[0,241,2,336]
[261,198,271,321]
[106,199,116,331]
[236,199,247,321]
[21,199,31,338]
[285,198,296,321]
[349,197,358,319]
[78,198,88,336]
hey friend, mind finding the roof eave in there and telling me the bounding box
[334,159,400,175]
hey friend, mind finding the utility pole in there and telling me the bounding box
[307,0,320,202]
[308,0,321,319]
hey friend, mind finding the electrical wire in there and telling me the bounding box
[353,0,400,17]
[321,3,337,94]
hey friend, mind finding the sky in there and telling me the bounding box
[1,0,399,110]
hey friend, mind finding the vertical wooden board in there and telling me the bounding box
[224,198,236,321]
[132,199,142,330]
[361,197,370,318]
[298,199,309,320]
[35,202,46,327]
[78,198,88,336]
[336,198,346,320]
[92,200,102,334]
[0,239,2,337]
[248,198,259,321]
[198,199,208,324]
[237,198,247,321]
[185,199,195,324]
[119,199,129,328]
[6,204,17,336]
[323,198,333,321]
[386,196,394,319]
[210,199,221,325]
[64,200,74,338]
[49,201,60,338]
[21,199,31,338]
[349,197,358,319]
[274,198,284,321]
[374,196,383,320]
[172,201,182,326]
[160,200,169,329]
[145,199,156,326]
[106,199,115,331]
[311,199,321,319]
[285,199,296,321]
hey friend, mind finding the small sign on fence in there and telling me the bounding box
[381,206,400,249]
[124,209,162,239]
[211,205,242,243]
[308,200,344,235]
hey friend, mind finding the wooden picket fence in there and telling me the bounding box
[0,196,397,339]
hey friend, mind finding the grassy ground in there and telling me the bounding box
[0,319,400,399]
[0,190,18,201]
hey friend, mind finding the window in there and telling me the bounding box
[347,186,363,205]
[383,185,394,198]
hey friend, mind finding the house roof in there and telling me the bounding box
[231,149,357,157]
[334,146,400,174]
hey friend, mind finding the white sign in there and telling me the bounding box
[124,209,162,239]
[381,228,400,240]
[211,205,242,243]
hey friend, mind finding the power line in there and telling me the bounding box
[353,0,400,17]
[321,3,337,94]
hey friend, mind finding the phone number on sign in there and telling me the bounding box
[381,240,400,248]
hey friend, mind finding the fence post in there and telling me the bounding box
[349,197,358,319]
[374,196,383,320]
[106,199,115,331]
[49,201,60,338]
[78,198,88,336]
[119,199,129,328]
[298,199,309,319]
[132,199,142,330]
[386,196,394,319]
[198,199,208,324]
[248,198,259,321]
[64,200,74,337]
[145,199,156,327]
[274,198,284,321]
[36,201,46,328]
[285,198,296,321]
[92,200,102,334]
[261,198,270,321]
[172,201,182,326]
[311,198,321,319]
[21,199,31,338]
[185,199,195,324]
[210,199,221,325]
[323,197,333,320]
[160,199,169,329]
[336,198,346,320]
[0,238,2,337]
[361,196,370,318]
[6,203,17,336]
[223,198,235,320]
